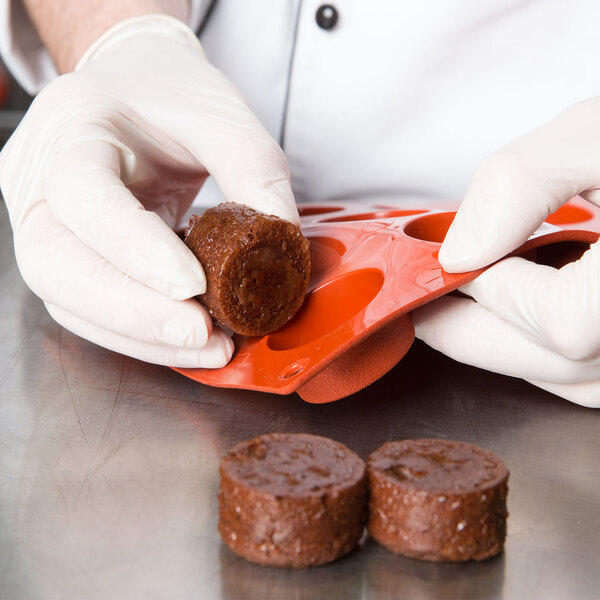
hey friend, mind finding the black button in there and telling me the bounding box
[316,4,338,30]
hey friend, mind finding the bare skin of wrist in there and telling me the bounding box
[22,0,190,73]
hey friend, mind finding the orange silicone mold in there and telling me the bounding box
[173,197,600,403]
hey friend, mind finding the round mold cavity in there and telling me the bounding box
[298,205,344,217]
[403,212,456,244]
[268,268,384,351]
[546,204,593,225]
[307,236,347,281]
[321,209,427,223]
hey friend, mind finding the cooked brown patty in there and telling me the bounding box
[218,433,367,567]
[184,203,310,336]
[368,438,509,561]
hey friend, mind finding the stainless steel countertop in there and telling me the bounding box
[1,201,599,600]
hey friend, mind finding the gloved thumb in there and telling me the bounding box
[439,98,600,273]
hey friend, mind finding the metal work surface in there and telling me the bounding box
[1,201,599,600]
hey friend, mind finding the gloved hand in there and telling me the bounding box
[1,15,299,368]
[413,97,600,407]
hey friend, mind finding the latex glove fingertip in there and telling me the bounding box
[176,326,234,368]
[166,258,206,300]
[439,223,491,273]
[153,300,212,348]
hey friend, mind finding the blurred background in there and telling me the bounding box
[0,57,32,148]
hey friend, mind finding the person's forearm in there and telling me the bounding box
[22,0,190,73]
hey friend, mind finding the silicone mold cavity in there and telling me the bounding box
[307,236,346,282]
[546,204,593,225]
[268,268,384,351]
[322,209,427,223]
[403,212,456,243]
[298,205,343,216]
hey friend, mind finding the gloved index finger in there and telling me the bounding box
[44,137,206,301]
[439,152,560,273]
[440,101,600,273]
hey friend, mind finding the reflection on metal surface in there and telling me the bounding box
[1,202,600,599]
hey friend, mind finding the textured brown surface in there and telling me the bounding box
[184,203,310,336]
[218,433,367,567]
[368,438,508,562]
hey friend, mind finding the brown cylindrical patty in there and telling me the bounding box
[218,433,367,568]
[184,203,310,336]
[368,438,509,562]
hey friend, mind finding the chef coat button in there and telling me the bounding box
[316,4,338,30]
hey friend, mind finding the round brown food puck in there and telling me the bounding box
[367,438,508,562]
[184,203,311,336]
[218,433,367,567]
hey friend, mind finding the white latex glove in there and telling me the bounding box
[1,15,299,368]
[413,97,600,407]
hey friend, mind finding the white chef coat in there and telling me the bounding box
[3,0,600,208]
